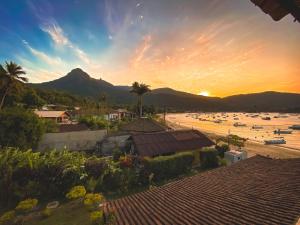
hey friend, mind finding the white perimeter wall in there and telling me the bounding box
[38,130,107,151]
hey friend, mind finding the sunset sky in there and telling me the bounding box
[0,0,299,97]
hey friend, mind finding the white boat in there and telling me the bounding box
[264,139,286,145]
[273,129,293,134]
[234,122,247,127]
[252,125,263,129]
[289,125,300,130]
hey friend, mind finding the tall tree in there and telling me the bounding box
[130,82,151,117]
[0,61,28,110]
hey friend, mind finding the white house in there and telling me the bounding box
[224,150,247,165]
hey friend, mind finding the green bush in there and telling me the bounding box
[85,158,107,178]
[84,193,104,211]
[112,149,122,162]
[0,107,46,149]
[0,149,86,208]
[41,208,52,218]
[216,144,229,158]
[90,210,104,225]
[15,198,38,213]
[142,152,194,182]
[200,148,219,169]
[66,186,86,200]
[0,210,15,225]
[79,116,107,130]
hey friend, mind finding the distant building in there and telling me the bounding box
[224,149,247,165]
[103,155,300,224]
[35,110,71,124]
[131,129,214,157]
[105,109,134,121]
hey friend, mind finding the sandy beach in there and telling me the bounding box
[166,118,300,159]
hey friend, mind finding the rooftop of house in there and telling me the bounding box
[132,129,214,157]
[119,118,168,133]
[34,110,69,118]
[250,0,300,22]
[104,155,300,225]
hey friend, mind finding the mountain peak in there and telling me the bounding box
[67,68,90,79]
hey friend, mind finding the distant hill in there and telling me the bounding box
[31,68,300,112]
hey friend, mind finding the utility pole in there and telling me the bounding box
[163,106,166,124]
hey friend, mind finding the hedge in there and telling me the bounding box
[200,148,219,169]
[142,151,194,182]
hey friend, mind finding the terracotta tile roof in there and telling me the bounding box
[104,156,300,225]
[34,110,69,118]
[250,0,300,22]
[132,129,214,157]
[58,123,89,133]
[120,118,168,133]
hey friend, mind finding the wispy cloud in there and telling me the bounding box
[22,39,63,66]
[41,22,68,46]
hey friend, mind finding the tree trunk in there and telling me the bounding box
[139,95,142,118]
[0,87,9,110]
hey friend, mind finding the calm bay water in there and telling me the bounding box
[166,112,300,150]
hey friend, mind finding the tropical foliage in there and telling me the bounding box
[0,107,46,149]
[0,61,28,110]
[130,82,151,117]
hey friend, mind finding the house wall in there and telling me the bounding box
[38,129,107,151]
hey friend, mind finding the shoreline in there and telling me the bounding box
[166,119,300,159]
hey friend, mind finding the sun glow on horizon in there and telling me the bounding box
[199,91,210,97]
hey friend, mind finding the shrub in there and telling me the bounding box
[41,208,52,218]
[15,198,38,213]
[101,166,139,193]
[66,186,86,200]
[200,148,219,169]
[79,116,107,130]
[90,210,104,225]
[216,144,229,158]
[85,158,107,178]
[0,107,46,149]
[0,210,15,225]
[119,155,133,168]
[112,149,122,162]
[84,193,104,211]
[142,152,194,182]
[0,148,86,208]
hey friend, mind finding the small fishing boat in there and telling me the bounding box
[273,129,292,134]
[213,119,222,124]
[234,122,247,127]
[289,125,300,130]
[252,125,263,129]
[262,117,271,120]
[264,139,286,145]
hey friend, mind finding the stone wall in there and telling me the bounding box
[38,129,107,151]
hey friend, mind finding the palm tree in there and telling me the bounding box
[0,61,28,110]
[130,82,151,117]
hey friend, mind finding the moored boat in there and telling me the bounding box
[289,125,300,130]
[264,139,286,145]
[252,125,263,129]
[273,129,292,134]
[262,117,271,120]
[234,122,247,127]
